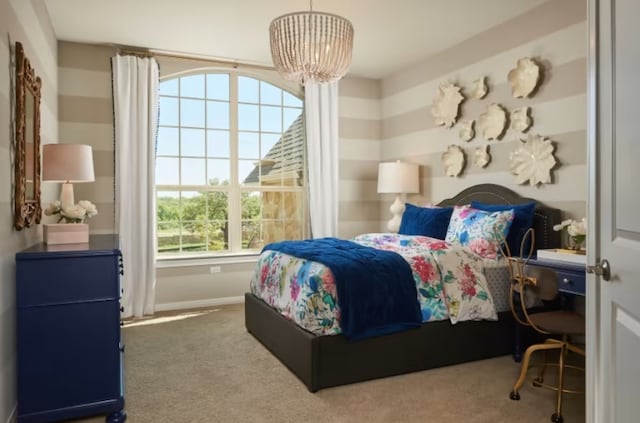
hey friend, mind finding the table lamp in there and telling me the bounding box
[377,160,419,232]
[43,144,95,209]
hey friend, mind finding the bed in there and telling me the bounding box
[245,184,562,392]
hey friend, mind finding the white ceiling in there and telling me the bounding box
[43,0,548,79]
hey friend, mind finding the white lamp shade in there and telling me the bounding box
[377,161,419,194]
[43,144,95,183]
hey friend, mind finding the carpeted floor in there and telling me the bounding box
[74,303,585,422]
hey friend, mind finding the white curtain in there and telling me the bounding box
[111,55,159,318]
[304,81,339,238]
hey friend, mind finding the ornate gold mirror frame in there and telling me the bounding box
[14,41,42,230]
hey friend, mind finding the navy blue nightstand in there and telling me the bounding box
[16,235,126,422]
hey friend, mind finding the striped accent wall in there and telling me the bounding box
[58,41,117,234]
[380,0,587,221]
[337,76,382,238]
[0,0,58,420]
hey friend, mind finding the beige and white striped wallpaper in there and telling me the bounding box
[58,41,117,234]
[380,0,587,222]
[0,0,58,420]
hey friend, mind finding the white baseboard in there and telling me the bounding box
[155,296,245,312]
[6,404,16,423]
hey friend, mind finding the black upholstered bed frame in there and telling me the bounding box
[245,184,562,392]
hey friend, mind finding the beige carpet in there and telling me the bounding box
[75,303,585,423]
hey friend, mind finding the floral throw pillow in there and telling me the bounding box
[445,205,515,259]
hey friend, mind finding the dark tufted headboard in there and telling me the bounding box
[437,184,562,251]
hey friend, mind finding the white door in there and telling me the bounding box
[588,0,640,422]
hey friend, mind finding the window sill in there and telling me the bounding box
[156,252,260,268]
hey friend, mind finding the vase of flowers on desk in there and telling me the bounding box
[43,200,98,244]
[553,217,587,251]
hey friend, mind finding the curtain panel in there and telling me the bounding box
[304,81,339,238]
[111,55,159,318]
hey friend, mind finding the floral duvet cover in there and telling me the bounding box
[249,233,498,336]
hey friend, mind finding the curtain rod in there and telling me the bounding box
[114,45,275,72]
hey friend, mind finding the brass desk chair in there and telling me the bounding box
[502,229,585,423]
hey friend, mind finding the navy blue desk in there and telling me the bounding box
[512,256,586,362]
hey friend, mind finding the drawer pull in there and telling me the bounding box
[562,278,571,284]
[120,306,125,313]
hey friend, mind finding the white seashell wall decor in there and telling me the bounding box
[442,145,466,177]
[511,106,532,132]
[477,103,507,140]
[509,133,557,186]
[459,120,475,142]
[431,82,465,128]
[470,77,488,99]
[474,145,491,168]
[507,58,541,98]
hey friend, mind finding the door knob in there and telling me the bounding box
[587,259,611,281]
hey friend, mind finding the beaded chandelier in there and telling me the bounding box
[269,2,354,84]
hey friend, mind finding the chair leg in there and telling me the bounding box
[534,349,549,386]
[510,342,562,400]
[551,340,567,423]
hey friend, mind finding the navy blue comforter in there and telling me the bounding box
[263,237,422,341]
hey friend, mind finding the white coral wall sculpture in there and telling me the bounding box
[509,134,557,186]
[459,120,475,142]
[442,145,465,177]
[507,58,540,98]
[431,82,464,128]
[511,107,532,132]
[474,145,491,168]
[470,77,488,99]
[477,103,507,140]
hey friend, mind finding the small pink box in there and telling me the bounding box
[43,223,89,244]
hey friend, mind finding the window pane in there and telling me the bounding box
[238,132,259,159]
[206,101,230,129]
[156,158,179,185]
[238,104,259,131]
[261,133,280,158]
[181,99,205,127]
[157,221,180,254]
[207,159,230,184]
[260,82,281,106]
[206,74,229,100]
[238,76,258,103]
[181,158,206,185]
[283,90,302,107]
[283,108,302,131]
[239,159,259,185]
[261,106,282,132]
[206,221,228,251]
[207,130,230,158]
[157,127,179,156]
[284,219,303,240]
[242,220,263,249]
[180,191,204,221]
[283,191,305,220]
[181,128,205,157]
[159,97,178,126]
[157,191,180,222]
[181,221,207,252]
[180,75,205,98]
[160,79,178,96]
[263,220,283,244]
[206,191,228,220]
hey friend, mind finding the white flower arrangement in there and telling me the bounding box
[44,200,98,224]
[553,217,586,250]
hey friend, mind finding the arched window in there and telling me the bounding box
[156,72,307,256]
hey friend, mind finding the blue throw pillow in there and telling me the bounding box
[398,204,453,240]
[470,200,536,256]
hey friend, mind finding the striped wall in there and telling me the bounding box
[0,0,58,421]
[380,0,587,222]
[58,41,117,234]
[337,76,382,238]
